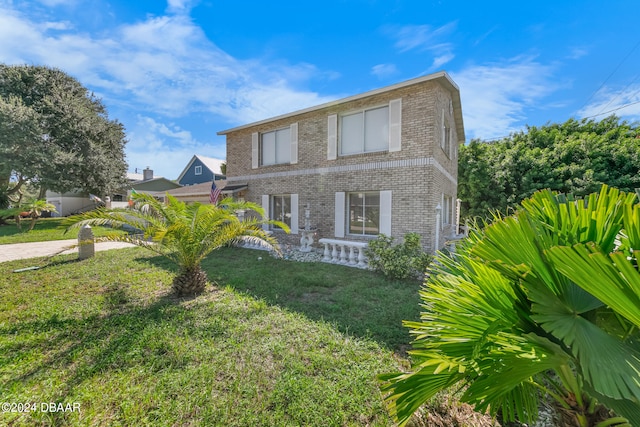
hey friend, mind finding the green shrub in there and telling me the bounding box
[365,233,432,280]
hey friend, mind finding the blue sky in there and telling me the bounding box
[2,0,639,179]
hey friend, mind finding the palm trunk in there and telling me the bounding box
[171,265,208,296]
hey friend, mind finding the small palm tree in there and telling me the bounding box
[64,192,288,296]
[380,185,639,427]
[0,198,57,231]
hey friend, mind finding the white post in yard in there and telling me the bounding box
[434,203,442,253]
[78,225,95,260]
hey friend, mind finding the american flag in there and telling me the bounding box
[210,180,222,204]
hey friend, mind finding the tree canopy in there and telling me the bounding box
[459,116,640,219]
[0,64,127,205]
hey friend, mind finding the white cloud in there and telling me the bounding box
[126,116,226,179]
[577,84,640,121]
[166,0,197,14]
[371,63,398,79]
[385,22,457,70]
[568,46,589,60]
[451,57,558,140]
[0,3,341,177]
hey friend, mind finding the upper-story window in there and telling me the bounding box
[252,123,298,169]
[194,165,202,175]
[340,106,389,155]
[261,127,291,166]
[328,99,400,161]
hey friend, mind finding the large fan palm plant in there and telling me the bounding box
[64,193,288,296]
[380,185,640,427]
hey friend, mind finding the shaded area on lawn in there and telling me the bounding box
[198,247,423,353]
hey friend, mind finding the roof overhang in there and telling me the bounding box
[221,184,248,194]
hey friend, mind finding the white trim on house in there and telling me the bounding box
[226,156,457,186]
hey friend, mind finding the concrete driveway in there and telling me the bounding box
[0,239,136,263]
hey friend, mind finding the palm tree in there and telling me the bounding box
[380,185,639,427]
[0,198,57,230]
[64,193,288,296]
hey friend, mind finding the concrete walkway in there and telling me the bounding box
[0,239,136,263]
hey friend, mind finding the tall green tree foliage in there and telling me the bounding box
[380,185,640,427]
[0,64,127,202]
[459,116,640,219]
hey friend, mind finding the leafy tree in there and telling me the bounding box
[459,116,640,219]
[0,64,127,202]
[380,185,640,427]
[64,193,289,296]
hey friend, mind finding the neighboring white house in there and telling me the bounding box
[47,167,181,215]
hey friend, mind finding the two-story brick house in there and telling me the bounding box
[217,71,464,252]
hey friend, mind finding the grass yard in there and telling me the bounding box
[0,246,414,426]
[1,245,498,426]
[0,218,126,245]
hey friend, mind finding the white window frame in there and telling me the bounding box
[339,105,390,156]
[271,194,292,230]
[194,165,202,175]
[347,192,381,236]
[261,127,291,166]
[265,194,298,234]
[443,194,452,225]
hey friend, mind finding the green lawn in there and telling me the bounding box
[0,246,496,426]
[0,217,126,245]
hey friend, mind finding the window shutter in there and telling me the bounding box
[334,192,345,238]
[290,193,299,234]
[440,109,445,150]
[327,114,337,160]
[389,99,402,152]
[262,194,269,231]
[379,190,392,235]
[290,122,298,164]
[252,133,259,169]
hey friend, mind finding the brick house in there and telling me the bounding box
[217,71,465,252]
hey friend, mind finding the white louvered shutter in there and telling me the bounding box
[262,194,269,231]
[334,192,345,238]
[252,133,259,169]
[388,99,402,152]
[290,193,299,234]
[290,123,298,164]
[327,115,337,160]
[379,190,392,235]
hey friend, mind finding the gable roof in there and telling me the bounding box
[217,71,465,143]
[131,177,181,191]
[176,155,226,182]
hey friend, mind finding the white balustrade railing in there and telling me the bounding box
[318,238,368,268]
